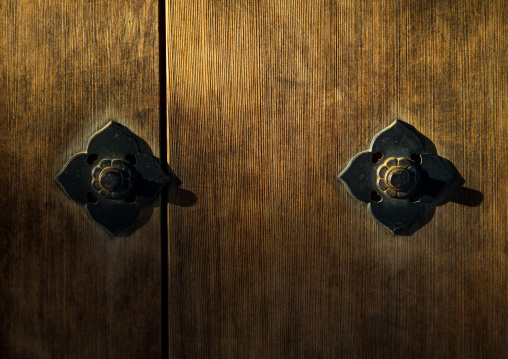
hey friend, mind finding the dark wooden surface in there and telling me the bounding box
[0,1,162,358]
[166,0,508,357]
[1,0,507,357]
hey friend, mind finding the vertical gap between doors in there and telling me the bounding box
[158,0,169,358]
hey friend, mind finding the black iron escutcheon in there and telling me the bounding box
[55,122,171,235]
[338,120,455,234]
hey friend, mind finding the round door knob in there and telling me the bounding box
[100,170,123,190]
[92,160,133,200]
[387,168,410,190]
[376,158,418,198]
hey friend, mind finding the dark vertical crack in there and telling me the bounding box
[158,0,169,358]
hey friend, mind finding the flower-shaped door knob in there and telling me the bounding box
[56,122,170,235]
[339,120,455,234]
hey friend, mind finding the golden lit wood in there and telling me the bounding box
[0,1,162,357]
[166,0,508,357]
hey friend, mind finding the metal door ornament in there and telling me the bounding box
[55,122,170,235]
[338,120,455,234]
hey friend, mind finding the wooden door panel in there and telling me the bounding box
[166,0,508,357]
[0,1,162,357]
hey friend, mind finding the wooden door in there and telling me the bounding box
[2,0,508,358]
[1,1,163,358]
[166,0,508,358]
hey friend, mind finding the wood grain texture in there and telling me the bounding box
[166,0,508,357]
[0,1,162,358]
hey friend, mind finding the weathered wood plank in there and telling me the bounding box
[166,0,508,357]
[0,1,162,357]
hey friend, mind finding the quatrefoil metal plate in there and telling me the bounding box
[338,120,454,234]
[56,122,170,235]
